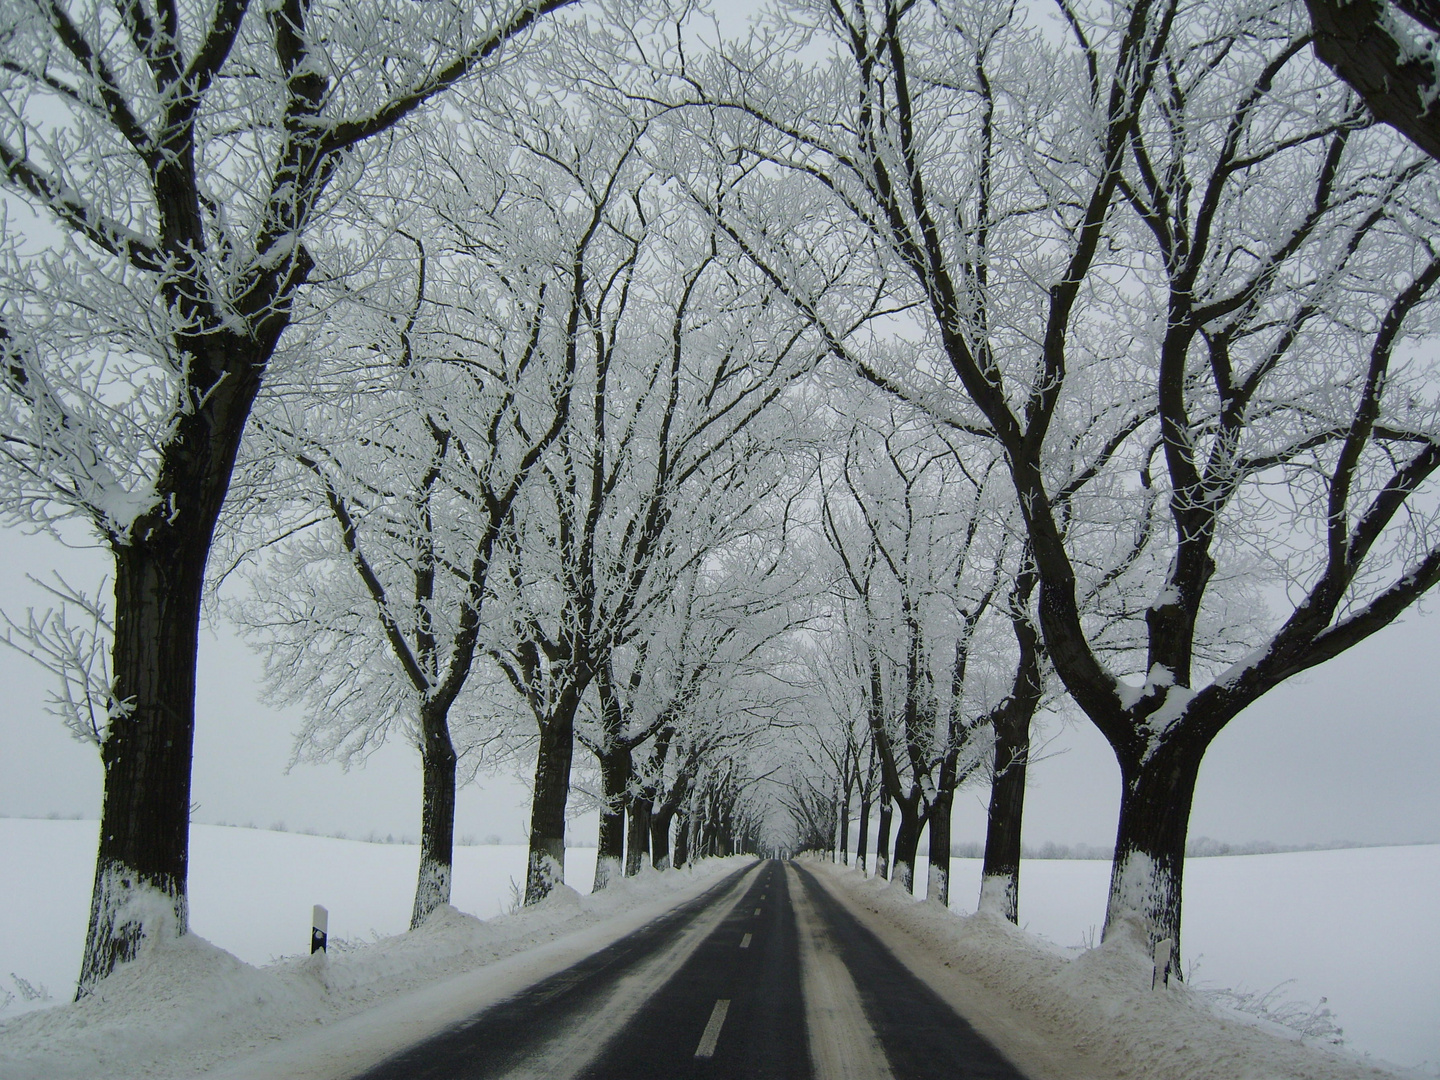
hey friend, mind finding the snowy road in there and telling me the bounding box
[352,860,1026,1080]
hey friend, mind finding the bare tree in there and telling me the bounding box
[0,0,576,992]
[684,0,1440,974]
[218,107,590,926]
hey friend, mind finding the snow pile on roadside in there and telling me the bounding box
[0,859,743,1080]
[819,861,1413,1080]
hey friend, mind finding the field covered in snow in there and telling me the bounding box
[1,819,1435,1076]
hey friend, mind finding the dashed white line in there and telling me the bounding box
[740,933,753,949]
[694,998,731,1058]
[754,907,762,916]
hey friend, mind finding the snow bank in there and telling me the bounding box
[0,830,744,1080]
[815,860,1420,1080]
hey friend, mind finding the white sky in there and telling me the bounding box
[2,0,1437,858]
[3,522,1436,851]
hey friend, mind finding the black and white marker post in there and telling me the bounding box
[312,904,328,954]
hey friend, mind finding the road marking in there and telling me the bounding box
[695,998,730,1058]
[740,933,752,949]
[755,907,762,916]
[499,865,763,1080]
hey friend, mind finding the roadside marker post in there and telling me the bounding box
[312,904,328,954]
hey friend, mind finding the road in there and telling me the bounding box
[352,860,1029,1080]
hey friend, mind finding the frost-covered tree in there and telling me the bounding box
[218,107,590,927]
[0,0,576,991]
[484,127,820,903]
[686,0,1440,973]
[582,514,811,886]
[817,410,1010,903]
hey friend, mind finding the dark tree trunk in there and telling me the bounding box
[593,747,631,891]
[838,777,851,865]
[855,791,871,874]
[78,353,264,996]
[926,788,953,906]
[673,807,690,868]
[625,795,652,876]
[525,684,584,905]
[980,709,1030,922]
[1306,0,1440,163]
[876,791,894,880]
[81,538,205,994]
[890,797,922,893]
[1102,736,1207,979]
[410,709,458,928]
[651,804,675,870]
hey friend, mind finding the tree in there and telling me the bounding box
[582,521,810,885]
[0,0,577,992]
[487,119,820,902]
[1306,0,1440,161]
[218,109,583,927]
[817,408,1007,902]
[691,0,1440,974]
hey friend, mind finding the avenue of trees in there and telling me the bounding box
[4,0,1440,995]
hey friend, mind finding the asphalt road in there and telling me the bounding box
[352,859,1029,1080]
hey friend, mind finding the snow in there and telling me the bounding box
[2,820,1436,1078]
[0,819,742,1079]
[816,857,1434,1080]
[1104,848,1170,934]
[894,847,1440,1076]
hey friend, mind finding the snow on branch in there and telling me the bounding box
[0,573,123,746]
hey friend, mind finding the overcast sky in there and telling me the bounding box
[2,0,1437,861]
[4,523,1437,852]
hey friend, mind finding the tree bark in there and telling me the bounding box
[650,804,674,870]
[592,747,631,891]
[876,789,894,880]
[78,348,265,996]
[889,798,922,893]
[1102,736,1207,978]
[410,708,458,928]
[625,794,652,876]
[673,806,690,868]
[855,791,871,874]
[80,535,206,994]
[926,788,953,906]
[1307,0,1440,163]
[525,685,583,905]
[979,712,1030,922]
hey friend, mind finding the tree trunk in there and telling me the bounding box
[855,791,871,874]
[625,795,652,876]
[979,709,1030,922]
[410,708,458,928]
[876,792,893,880]
[673,807,690,868]
[525,685,583,905]
[838,777,851,865]
[78,354,262,995]
[1102,736,1206,979]
[651,803,675,870]
[926,788,953,906]
[79,536,207,995]
[592,747,631,891]
[890,798,922,893]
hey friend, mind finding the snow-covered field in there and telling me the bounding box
[1,819,1435,1077]
[903,847,1440,1075]
[0,819,601,1014]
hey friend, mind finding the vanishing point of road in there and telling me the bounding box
[353,859,1028,1080]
